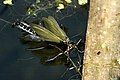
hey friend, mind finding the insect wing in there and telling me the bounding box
[42,16,69,41]
[31,24,62,43]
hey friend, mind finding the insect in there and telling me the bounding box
[12,16,82,61]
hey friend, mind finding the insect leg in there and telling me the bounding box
[45,44,64,62]
[46,52,63,62]
[27,47,45,51]
[76,38,82,45]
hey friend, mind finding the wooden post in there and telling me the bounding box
[82,0,120,80]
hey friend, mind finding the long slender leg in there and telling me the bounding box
[64,51,81,75]
[70,32,83,39]
[46,52,63,62]
[76,38,82,46]
[27,47,45,50]
[75,46,84,53]
[48,44,63,52]
[45,44,64,62]
[17,57,35,61]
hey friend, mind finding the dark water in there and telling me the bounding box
[0,0,88,80]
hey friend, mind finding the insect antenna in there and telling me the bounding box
[70,32,83,40]
[0,18,13,32]
[0,18,12,24]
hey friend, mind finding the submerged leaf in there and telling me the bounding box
[31,24,62,43]
[36,0,40,4]
[57,3,65,10]
[78,0,87,5]
[65,0,72,4]
[3,0,13,5]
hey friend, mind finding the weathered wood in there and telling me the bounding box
[82,0,120,80]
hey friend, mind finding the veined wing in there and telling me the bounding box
[42,16,69,42]
[31,24,62,43]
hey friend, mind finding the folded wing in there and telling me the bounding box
[31,24,62,43]
[42,16,69,42]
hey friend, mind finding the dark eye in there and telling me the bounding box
[12,22,20,27]
[19,24,24,27]
[16,22,20,25]
[30,29,33,32]
[26,27,30,30]
[14,21,21,26]
[23,25,27,28]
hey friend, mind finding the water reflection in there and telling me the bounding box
[0,0,88,80]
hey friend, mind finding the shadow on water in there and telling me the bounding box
[0,0,89,80]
